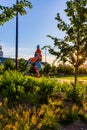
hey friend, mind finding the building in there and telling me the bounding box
[0,45,3,57]
[0,45,10,64]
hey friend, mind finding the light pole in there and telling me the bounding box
[45,48,47,63]
[15,0,18,70]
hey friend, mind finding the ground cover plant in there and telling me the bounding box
[0,70,87,129]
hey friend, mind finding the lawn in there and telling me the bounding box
[54,75,87,82]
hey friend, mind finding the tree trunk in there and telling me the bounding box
[74,65,78,85]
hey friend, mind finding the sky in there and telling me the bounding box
[0,0,68,64]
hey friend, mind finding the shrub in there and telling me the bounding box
[0,103,59,130]
[78,67,87,74]
[0,64,4,74]
[0,70,24,106]
[59,105,78,124]
[66,83,86,105]
[3,58,15,71]
[37,78,57,104]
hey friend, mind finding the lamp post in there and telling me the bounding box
[15,0,18,70]
[45,48,47,63]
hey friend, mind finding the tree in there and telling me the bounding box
[43,63,51,75]
[18,58,27,72]
[0,0,32,25]
[45,0,87,85]
[3,58,15,70]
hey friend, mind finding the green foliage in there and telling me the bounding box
[0,70,87,107]
[57,64,74,75]
[0,64,4,74]
[45,0,87,84]
[18,58,27,72]
[41,63,87,76]
[79,113,87,123]
[28,64,36,75]
[37,78,57,104]
[3,58,15,71]
[0,72,87,126]
[0,71,24,106]
[78,67,87,74]
[0,0,32,25]
[42,63,51,75]
[0,103,60,130]
[66,83,86,105]
[59,106,78,124]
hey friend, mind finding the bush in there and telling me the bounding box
[78,67,87,74]
[57,64,74,75]
[37,78,57,104]
[66,83,86,105]
[59,105,78,124]
[0,64,4,74]
[0,103,59,130]
[0,70,24,106]
[3,58,15,71]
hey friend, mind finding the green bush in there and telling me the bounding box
[3,58,15,71]
[37,78,57,104]
[57,64,74,75]
[0,64,4,75]
[0,71,24,106]
[78,67,87,74]
[66,83,86,105]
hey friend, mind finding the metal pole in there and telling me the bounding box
[45,48,47,63]
[15,0,18,70]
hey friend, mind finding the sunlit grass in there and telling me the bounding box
[55,76,87,82]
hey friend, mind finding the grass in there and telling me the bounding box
[53,75,87,83]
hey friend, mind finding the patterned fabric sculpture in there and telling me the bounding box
[28,45,42,77]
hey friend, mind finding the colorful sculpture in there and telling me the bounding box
[28,45,42,77]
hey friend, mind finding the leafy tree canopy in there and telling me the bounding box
[44,0,87,84]
[0,0,32,25]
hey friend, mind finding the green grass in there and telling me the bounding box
[54,75,87,82]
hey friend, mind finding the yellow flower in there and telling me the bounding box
[15,113,19,119]
[23,111,29,118]
[0,102,2,106]
[0,114,3,119]
[37,122,42,129]
[72,104,78,112]
[39,109,44,116]
[24,123,29,130]
[32,115,37,125]
[5,124,13,129]
[15,121,19,128]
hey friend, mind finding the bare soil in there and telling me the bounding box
[60,120,87,130]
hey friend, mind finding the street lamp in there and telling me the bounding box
[15,0,18,70]
[45,48,47,63]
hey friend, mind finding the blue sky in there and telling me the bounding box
[0,0,68,64]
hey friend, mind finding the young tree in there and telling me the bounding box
[46,0,87,85]
[0,0,32,25]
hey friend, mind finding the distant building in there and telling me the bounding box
[0,45,3,57]
[0,46,10,64]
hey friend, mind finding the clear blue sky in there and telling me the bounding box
[0,0,68,63]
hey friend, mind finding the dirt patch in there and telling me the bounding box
[60,120,87,130]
